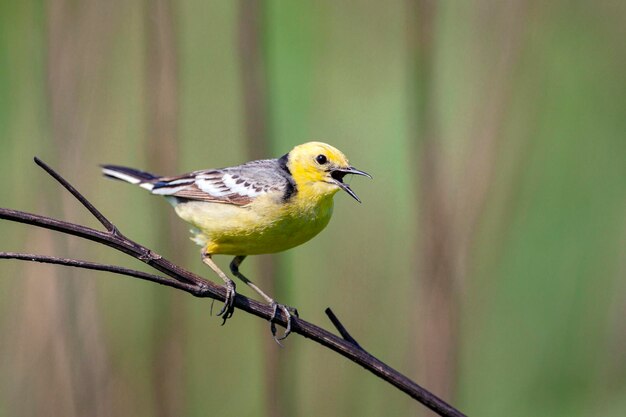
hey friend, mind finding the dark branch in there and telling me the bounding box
[0,159,467,417]
[0,252,200,293]
[34,157,119,235]
[325,307,362,349]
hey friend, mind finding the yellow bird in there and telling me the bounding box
[102,142,370,340]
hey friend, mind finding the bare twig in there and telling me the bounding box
[0,252,197,293]
[34,157,119,235]
[0,159,467,417]
[325,308,362,349]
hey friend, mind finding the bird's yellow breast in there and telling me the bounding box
[173,190,335,255]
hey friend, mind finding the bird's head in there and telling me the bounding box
[284,142,371,202]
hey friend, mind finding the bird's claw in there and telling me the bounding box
[217,280,236,325]
[269,302,298,344]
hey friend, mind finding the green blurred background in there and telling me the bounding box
[1,1,625,416]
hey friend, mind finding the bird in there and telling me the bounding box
[101,142,370,341]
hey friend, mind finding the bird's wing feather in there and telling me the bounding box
[150,159,289,206]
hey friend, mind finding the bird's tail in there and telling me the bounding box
[101,165,159,191]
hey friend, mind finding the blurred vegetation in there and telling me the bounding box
[1,1,625,417]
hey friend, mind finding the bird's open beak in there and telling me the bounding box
[330,166,372,203]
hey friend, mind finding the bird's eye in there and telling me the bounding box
[316,154,328,165]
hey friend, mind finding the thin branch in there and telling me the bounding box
[0,159,467,417]
[325,308,362,349]
[0,207,209,290]
[0,252,198,293]
[34,157,119,235]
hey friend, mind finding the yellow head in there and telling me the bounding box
[283,142,371,203]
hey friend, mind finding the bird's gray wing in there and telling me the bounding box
[150,159,292,206]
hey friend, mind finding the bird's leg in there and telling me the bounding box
[201,252,236,324]
[230,256,298,342]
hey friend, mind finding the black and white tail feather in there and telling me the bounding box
[101,165,160,191]
[101,159,294,206]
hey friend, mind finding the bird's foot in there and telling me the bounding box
[269,302,299,344]
[216,280,236,325]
